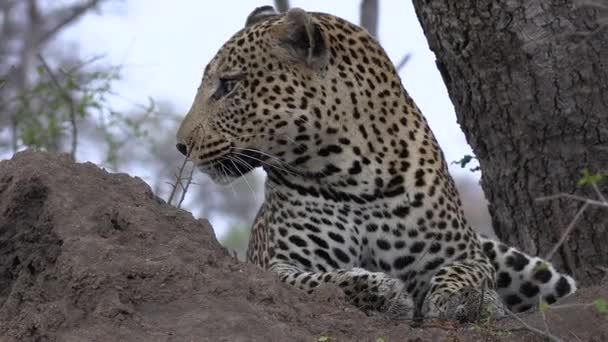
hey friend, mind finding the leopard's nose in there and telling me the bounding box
[176,143,188,156]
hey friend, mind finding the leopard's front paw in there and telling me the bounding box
[342,268,415,318]
[425,286,506,322]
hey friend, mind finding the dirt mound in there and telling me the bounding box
[0,151,606,342]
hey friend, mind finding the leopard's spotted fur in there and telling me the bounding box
[176,6,576,320]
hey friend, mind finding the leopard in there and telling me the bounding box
[176,6,576,321]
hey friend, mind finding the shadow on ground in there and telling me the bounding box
[0,151,606,341]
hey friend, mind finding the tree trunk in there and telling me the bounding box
[360,0,379,38]
[413,0,608,285]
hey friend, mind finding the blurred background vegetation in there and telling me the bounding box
[0,0,492,260]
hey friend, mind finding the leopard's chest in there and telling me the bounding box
[259,187,465,281]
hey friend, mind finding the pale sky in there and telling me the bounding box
[60,1,482,235]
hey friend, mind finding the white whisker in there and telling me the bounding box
[227,156,259,202]
[230,150,300,177]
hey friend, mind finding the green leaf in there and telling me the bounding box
[595,298,607,314]
[318,336,330,342]
[534,261,550,272]
[376,338,386,342]
[539,301,549,313]
[578,168,605,186]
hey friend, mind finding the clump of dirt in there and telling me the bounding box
[0,150,606,341]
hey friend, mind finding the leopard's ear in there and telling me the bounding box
[245,6,278,27]
[277,8,328,69]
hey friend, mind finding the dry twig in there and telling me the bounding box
[536,193,607,208]
[539,298,552,338]
[536,180,607,261]
[504,309,563,342]
[167,155,194,207]
[396,53,412,72]
[177,164,195,208]
[508,176,608,340]
[544,202,589,261]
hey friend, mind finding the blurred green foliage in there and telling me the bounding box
[220,225,251,260]
[4,56,155,167]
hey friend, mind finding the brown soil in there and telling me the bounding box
[0,150,606,342]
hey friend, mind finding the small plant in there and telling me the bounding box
[533,261,550,273]
[595,298,607,314]
[539,300,550,313]
[578,168,606,186]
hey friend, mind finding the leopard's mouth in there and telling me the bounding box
[210,149,265,178]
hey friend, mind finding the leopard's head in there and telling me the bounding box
[177,6,403,187]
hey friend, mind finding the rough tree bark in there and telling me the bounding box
[413,0,608,285]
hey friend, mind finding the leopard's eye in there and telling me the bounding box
[212,76,241,100]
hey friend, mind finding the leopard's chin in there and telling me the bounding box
[197,149,264,184]
[200,165,240,185]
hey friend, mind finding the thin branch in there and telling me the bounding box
[539,298,552,338]
[592,183,607,203]
[396,53,412,72]
[536,193,607,207]
[545,302,595,310]
[569,331,584,342]
[177,164,195,208]
[537,183,606,272]
[35,0,104,47]
[545,202,589,261]
[167,155,193,207]
[37,53,78,159]
[504,309,563,342]
[167,156,188,205]
[360,0,379,38]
